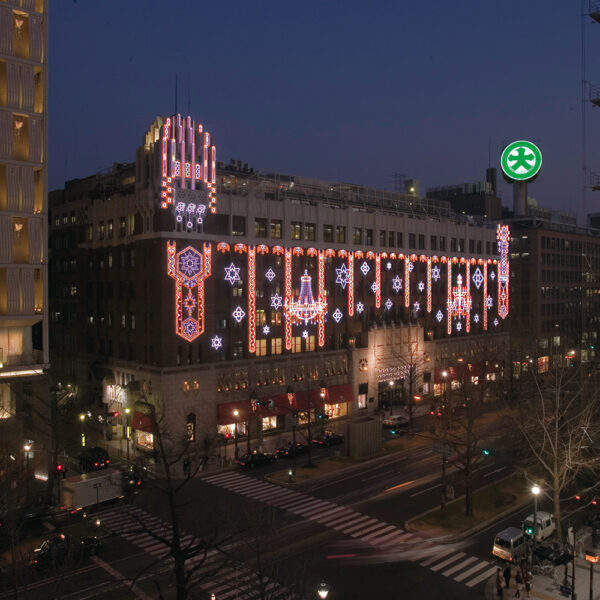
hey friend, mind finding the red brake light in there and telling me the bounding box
[137,481,141,485]
[106,459,110,464]
[94,462,98,467]
[593,499,597,506]
[576,495,581,500]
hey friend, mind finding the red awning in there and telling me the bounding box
[293,388,325,412]
[217,401,249,425]
[256,393,289,417]
[325,384,353,405]
[131,411,156,433]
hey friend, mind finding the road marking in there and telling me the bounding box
[384,480,415,493]
[453,560,490,582]
[466,565,497,587]
[410,483,441,497]
[360,524,397,541]
[430,551,466,572]
[91,555,154,600]
[442,555,478,576]
[483,466,506,478]
[420,546,456,566]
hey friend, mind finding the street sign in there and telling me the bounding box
[500,140,542,181]
[432,442,453,458]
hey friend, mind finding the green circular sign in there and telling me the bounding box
[500,140,542,181]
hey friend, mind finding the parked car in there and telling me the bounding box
[312,431,345,447]
[32,534,70,570]
[382,415,410,429]
[275,442,309,458]
[122,465,147,490]
[79,536,102,557]
[79,446,110,471]
[522,511,556,542]
[492,527,526,563]
[234,452,277,469]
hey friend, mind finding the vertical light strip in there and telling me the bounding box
[404,257,410,308]
[483,261,488,331]
[426,257,432,313]
[203,133,209,183]
[318,250,326,347]
[248,245,256,354]
[447,259,452,335]
[375,254,381,309]
[348,253,354,316]
[285,248,293,350]
[465,261,471,333]
[497,225,510,319]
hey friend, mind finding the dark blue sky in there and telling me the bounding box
[49,1,600,221]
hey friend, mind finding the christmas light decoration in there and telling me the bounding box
[405,257,411,308]
[332,308,343,323]
[456,321,462,331]
[175,201,206,229]
[493,318,499,327]
[386,262,392,270]
[371,282,378,293]
[210,335,222,350]
[426,257,432,313]
[248,245,256,353]
[262,325,270,335]
[408,261,414,272]
[302,330,309,339]
[271,294,283,309]
[418,281,425,292]
[490,270,496,281]
[318,250,326,347]
[232,306,246,323]
[497,225,510,319]
[375,254,381,309]
[356,302,364,314]
[483,261,488,331]
[446,259,453,335]
[473,313,479,323]
[465,261,471,333]
[167,242,211,342]
[413,301,420,312]
[392,276,403,293]
[385,298,393,310]
[360,261,370,276]
[432,265,441,281]
[486,296,493,309]
[284,271,327,325]
[472,267,484,290]
[348,253,355,317]
[436,310,444,322]
[224,263,241,285]
[265,268,276,282]
[284,248,293,350]
[336,263,350,289]
[447,275,473,327]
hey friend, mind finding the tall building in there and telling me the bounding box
[0,1,50,476]
[49,114,509,454]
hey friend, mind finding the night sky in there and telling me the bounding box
[49,1,600,222]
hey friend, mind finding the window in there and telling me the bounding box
[418,234,425,250]
[107,220,113,239]
[121,313,126,328]
[70,211,76,224]
[256,339,267,357]
[233,340,244,359]
[256,310,266,326]
[459,238,465,253]
[108,252,113,268]
[439,236,446,251]
[233,283,243,297]
[271,338,282,355]
[292,336,302,353]
[129,249,135,268]
[477,240,482,254]
[98,221,105,240]
[270,311,282,325]
[469,239,475,253]
[290,221,302,240]
[323,225,334,243]
[270,219,282,239]
[130,313,135,330]
[451,238,457,252]
[430,235,437,251]
[388,231,395,247]
[335,226,346,244]
[365,229,373,245]
[232,215,246,236]
[397,232,403,248]
[119,217,126,237]
[379,231,386,247]
[305,223,316,241]
[254,218,267,238]
[408,233,416,249]
[353,228,362,245]
[306,335,316,351]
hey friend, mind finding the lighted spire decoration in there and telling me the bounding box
[284,270,327,325]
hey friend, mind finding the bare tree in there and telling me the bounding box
[512,363,600,541]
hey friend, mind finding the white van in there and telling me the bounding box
[492,527,527,562]
[382,415,409,428]
[522,511,555,542]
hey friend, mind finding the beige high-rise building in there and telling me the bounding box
[0,0,49,478]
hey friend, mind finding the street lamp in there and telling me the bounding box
[586,549,599,600]
[316,582,330,599]
[79,413,86,447]
[233,409,240,460]
[249,390,258,454]
[124,407,131,460]
[287,385,297,476]
[531,485,541,561]
[23,442,31,502]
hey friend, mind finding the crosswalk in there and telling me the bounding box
[95,504,302,600]
[203,472,498,590]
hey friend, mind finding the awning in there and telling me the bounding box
[293,388,325,412]
[255,393,289,417]
[131,411,156,433]
[325,384,353,405]
[217,401,249,425]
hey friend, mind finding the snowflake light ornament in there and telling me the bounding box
[472,267,484,290]
[490,270,496,281]
[417,281,425,292]
[408,261,414,273]
[493,318,499,327]
[265,268,276,282]
[356,302,364,314]
[224,263,241,285]
[360,261,370,276]
[473,313,480,323]
[385,298,393,310]
[210,335,223,351]
[371,282,378,293]
[232,306,246,323]
[432,265,441,281]
[386,262,392,270]
[178,249,202,278]
[392,276,403,293]
[413,301,420,312]
[332,308,343,323]
[486,296,493,309]
[262,325,270,335]
[436,310,443,322]
[336,263,350,290]
[270,294,283,310]
[302,330,309,339]
[456,321,462,332]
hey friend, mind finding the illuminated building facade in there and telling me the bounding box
[0,0,50,474]
[49,115,509,451]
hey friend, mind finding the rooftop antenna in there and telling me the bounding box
[175,73,178,115]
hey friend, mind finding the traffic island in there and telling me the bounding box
[408,473,529,540]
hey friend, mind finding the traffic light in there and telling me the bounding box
[525,525,535,536]
[56,463,64,473]
[481,448,495,456]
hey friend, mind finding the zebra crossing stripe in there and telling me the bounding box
[293,500,331,515]
[334,516,373,533]
[314,507,354,524]
[420,546,456,566]
[309,505,346,520]
[366,528,403,545]
[344,519,382,536]
[430,552,466,572]
[453,560,490,582]
[442,556,478,577]
[465,566,497,587]
[355,523,395,540]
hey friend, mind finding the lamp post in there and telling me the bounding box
[287,385,297,477]
[79,413,86,447]
[249,390,258,454]
[585,550,599,600]
[233,409,240,460]
[440,370,449,509]
[23,442,31,502]
[532,485,540,552]
[124,407,131,460]
[316,582,330,599]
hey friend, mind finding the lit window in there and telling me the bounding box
[271,338,282,355]
[256,339,267,357]
[306,335,316,351]
[292,336,302,353]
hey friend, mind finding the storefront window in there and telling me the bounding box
[537,356,549,373]
[218,422,247,437]
[357,394,367,409]
[324,403,347,419]
[262,416,278,430]
[135,430,154,451]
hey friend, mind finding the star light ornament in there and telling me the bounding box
[490,270,496,281]
[224,263,241,285]
[386,262,392,270]
[493,318,499,327]
[385,298,393,310]
[436,310,444,322]
[392,276,403,293]
[265,268,276,282]
[371,282,379,293]
[302,330,309,339]
[355,302,364,314]
[360,261,370,276]
[210,335,223,351]
[332,308,343,323]
[232,306,246,323]
[473,313,480,324]
[417,281,425,292]
[486,296,493,309]
[408,261,414,273]
[456,321,462,332]
[432,265,441,281]
[262,325,270,335]
[413,301,420,312]
[335,263,350,289]
[270,293,283,310]
[472,267,484,290]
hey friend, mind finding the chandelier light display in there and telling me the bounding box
[284,270,327,326]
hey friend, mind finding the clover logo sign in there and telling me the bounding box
[501,140,542,182]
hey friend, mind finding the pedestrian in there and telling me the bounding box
[514,568,523,598]
[496,568,503,598]
[524,571,532,598]
[503,565,512,589]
